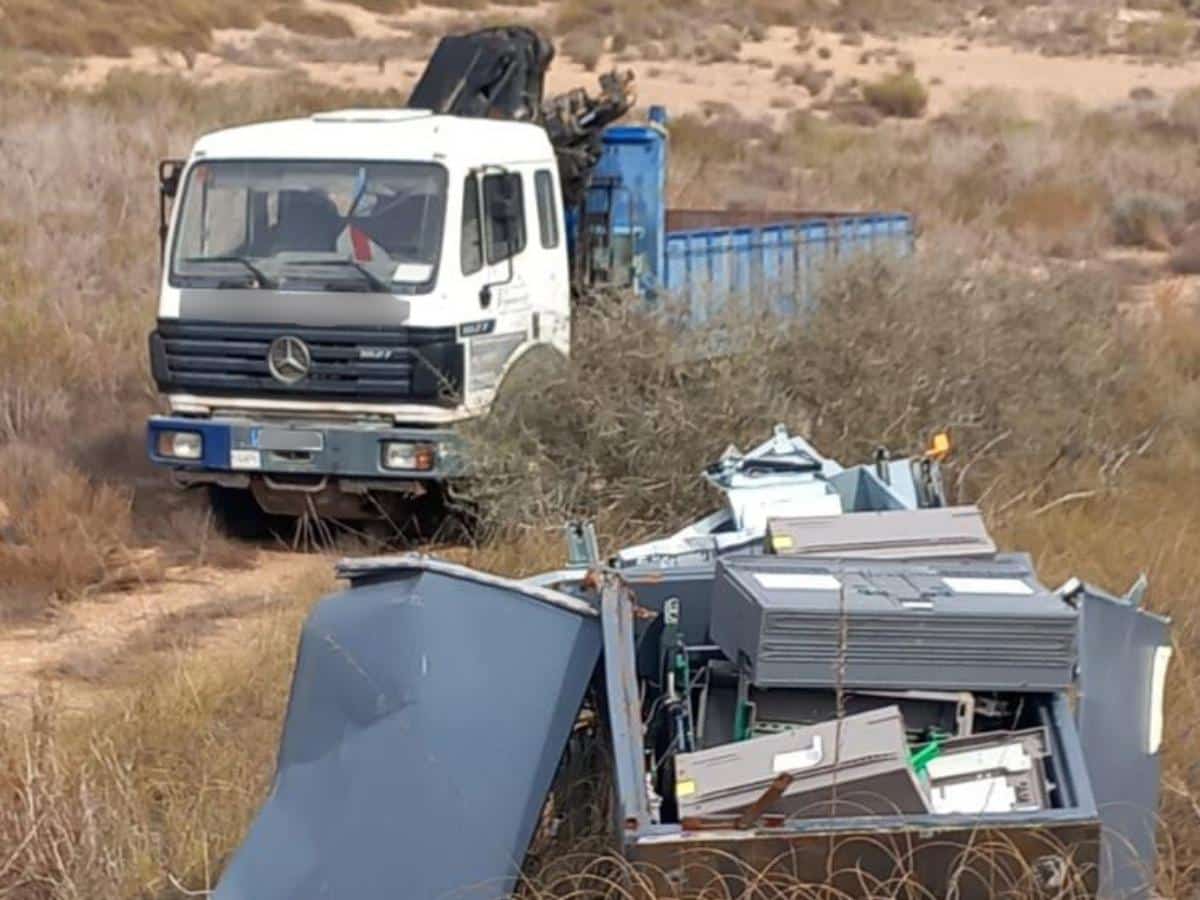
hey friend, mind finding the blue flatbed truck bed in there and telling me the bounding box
[580,119,914,320]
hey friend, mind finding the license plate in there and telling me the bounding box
[251,428,324,452]
[230,449,262,470]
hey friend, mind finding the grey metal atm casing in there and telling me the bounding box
[710,554,1079,691]
[603,574,1171,899]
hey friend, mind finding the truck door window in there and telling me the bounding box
[461,175,484,276]
[483,173,526,265]
[535,170,559,250]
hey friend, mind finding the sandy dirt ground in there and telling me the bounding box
[0,551,332,720]
[59,0,1200,119]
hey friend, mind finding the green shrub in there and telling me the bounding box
[1111,191,1186,248]
[862,71,929,118]
[1125,15,1193,56]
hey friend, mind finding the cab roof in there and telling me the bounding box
[190,109,555,167]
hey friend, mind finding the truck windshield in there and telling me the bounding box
[171,160,447,292]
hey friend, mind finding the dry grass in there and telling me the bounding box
[264,5,355,39]
[0,0,259,55]
[0,0,434,56]
[1124,14,1195,57]
[551,0,794,66]
[0,571,332,898]
[1169,83,1200,136]
[4,250,1199,895]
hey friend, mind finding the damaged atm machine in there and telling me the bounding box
[214,427,1173,900]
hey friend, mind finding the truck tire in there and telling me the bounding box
[208,485,275,540]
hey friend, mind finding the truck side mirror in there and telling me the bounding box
[158,159,185,263]
[158,159,184,200]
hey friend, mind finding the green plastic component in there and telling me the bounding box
[673,651,689,689]
[733,700,754,742]
[909,734,944,774]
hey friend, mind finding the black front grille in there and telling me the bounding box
[150,320,462,405]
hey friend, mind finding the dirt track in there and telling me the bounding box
[0,550,332,721]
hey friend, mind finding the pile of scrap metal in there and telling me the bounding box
[213,426,1172,900]
[407,25,635,209]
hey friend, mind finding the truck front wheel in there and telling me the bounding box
[207,485,276,540]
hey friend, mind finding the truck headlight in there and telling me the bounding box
[156,430,203,460]
[382,441,436,472]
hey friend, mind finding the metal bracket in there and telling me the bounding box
[564,520,601,568]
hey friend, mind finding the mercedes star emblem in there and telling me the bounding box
[267,335,312,385]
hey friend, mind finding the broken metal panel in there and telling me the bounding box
[614,426,848,568]
[214,558,601,900]
[826,466,909,512]
[766,506,996,559]
[675,706,929,820]
[1076,581,1171,900]
[600,574,652,838]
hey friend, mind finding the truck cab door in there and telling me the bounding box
[478,170,530,317]
[1075,578,1172,899]
[459,170,533,400]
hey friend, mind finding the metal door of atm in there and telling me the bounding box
[1076,579,1172,899]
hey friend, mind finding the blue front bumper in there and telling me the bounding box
[146,415,466,480]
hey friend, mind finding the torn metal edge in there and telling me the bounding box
[334,553,600,618]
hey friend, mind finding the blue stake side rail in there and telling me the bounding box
[661,213,914,324]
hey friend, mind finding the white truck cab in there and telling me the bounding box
[148,109,570,526]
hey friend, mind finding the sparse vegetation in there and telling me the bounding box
[862,70,928,117]
[775,61,831,96]
[0,568,332,897]
[1112,191,1186,249]
[561,31,603,71]
[264,5,355,39]
[1169,84,1200,136]
[1124,14,1194,57]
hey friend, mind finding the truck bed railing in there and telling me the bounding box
[661,212,914,324]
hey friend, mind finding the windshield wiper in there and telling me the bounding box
[182,256,276,288]
[284,258,391,293]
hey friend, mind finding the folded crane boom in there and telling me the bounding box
[407,25,635,208]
